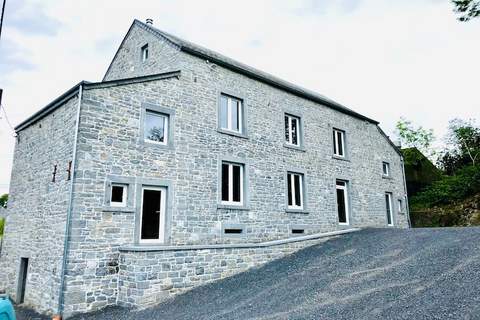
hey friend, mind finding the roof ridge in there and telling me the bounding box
[134,19,379,125]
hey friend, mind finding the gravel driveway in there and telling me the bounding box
[16,227,480,320]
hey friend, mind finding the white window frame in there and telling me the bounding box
[141,44,149,62]
[110,184,127,207]
[287,172,304,210]
[397,198,403,213]
[220,95,243,133]
[336,180,350,225]
[139,186,167,244]
[386,192,394,226]
[383,162,390,176]
[285,114,301,146]
[221,162,244,206]
[333,129,345,157]
[144,111,169,145]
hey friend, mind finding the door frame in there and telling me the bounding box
[16,257,29,304]
[139,186,167,244]
[385,192,394,226]
[336,180,350,225]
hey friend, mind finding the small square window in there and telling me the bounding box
[382,162,390,176]
[221,162,244,205]
[141,44,149,62]
[110,184,127,207]
[287,172,304,210]
[144,111,168,144]
[285,114,301,146]
[219,94,243,133]
[333,129,345,157]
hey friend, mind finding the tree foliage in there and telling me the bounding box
[0,193,7,208]
[438,118,480,174]
[395,118,435,160]
[411,165,480,208]
[452,0,480,21]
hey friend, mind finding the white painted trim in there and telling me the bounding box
[144,111,168,145]
[110,183,127,207]
[285,114,300,147]
[336,181,350,225]
[287,172,303,210]
[139,186,167,244]
[386,192,394,226]
[333,129,345,157]
[221,162,244,205]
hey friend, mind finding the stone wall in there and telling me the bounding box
[103,23,181,81]
[0,96,79,314]
[62,59,407,314]
[117,231,348,309]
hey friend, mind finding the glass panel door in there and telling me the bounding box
[140,187,166,243]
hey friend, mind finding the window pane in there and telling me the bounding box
[145,112,166,142]
[220,96,228,129]
[232,165,241,202]
[386,194,392,225]
[141,189,161,239]
[111,185,124,203]
[333,130,338,154]
[231,100,239,132]
[291,118,298,145]
[383,163,389,175]
[337,131,344,156]
[337,188,347,223]
[287,173,292,206]
[336,180,346,187]
[294,174,301,206]
[285,116,290,142]
[222,164,229,201]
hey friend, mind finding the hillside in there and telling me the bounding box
[411,193,480,227]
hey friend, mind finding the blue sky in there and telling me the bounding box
[0,0,479,195]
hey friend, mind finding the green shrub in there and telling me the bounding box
[411,165,480,208]
[0,218,4,238]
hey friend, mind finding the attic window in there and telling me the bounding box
[141,44,149,62]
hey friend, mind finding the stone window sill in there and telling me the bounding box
[283,143,306,152]
[286,208,309,214]
[142,140,175,150]
[217,128,249,139]
[102,207,135,213]
[332,155,350,162]
[217,204,250,211]
[382,175,393,180]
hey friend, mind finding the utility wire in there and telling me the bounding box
[0,0,6,41]
[0,103,16,135]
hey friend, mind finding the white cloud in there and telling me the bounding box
[0,0,479,194]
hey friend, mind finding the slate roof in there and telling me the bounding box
[127,19,379,125]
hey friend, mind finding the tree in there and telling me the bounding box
[0,193,7,208]
[452,0,480,21]
[395,118,436,160]
[443,119,480,168]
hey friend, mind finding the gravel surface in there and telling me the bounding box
[16,227,480,320]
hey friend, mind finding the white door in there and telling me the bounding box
[140,187,166,243]
[385,193,394,226]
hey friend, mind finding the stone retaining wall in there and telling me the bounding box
[117,230,358,308]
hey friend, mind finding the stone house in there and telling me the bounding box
[0,19,410,317]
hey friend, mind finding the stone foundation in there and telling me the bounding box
[117,228,359,308]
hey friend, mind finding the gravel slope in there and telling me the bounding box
[17,227,480,320]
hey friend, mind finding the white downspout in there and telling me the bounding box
[57,83,83,316]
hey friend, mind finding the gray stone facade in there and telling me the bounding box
[0,19,409,317]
